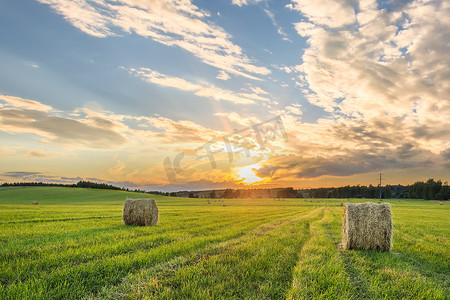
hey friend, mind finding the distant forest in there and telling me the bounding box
[1,178,449,200]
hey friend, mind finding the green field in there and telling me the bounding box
[0,187,448,299]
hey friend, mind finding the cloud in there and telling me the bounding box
[259,144,436,180]
[294,22,317,37]
[290,0,356,28]
[125,67,269,104]
[27,149,52,157]
[292,0,450,120]
[109,160,127,176]
[250,86,268,95]
[25,62,39,68]
[284,103,302,116]
[293,153,431,179]
[0,171,85,183]
[263,8,292,42]
[214,112,260,127]
[0,108,126,148]
[441,149,450,160]
[231,0,265,6]
[285,4,294,10]
[148,115,221,144]
[2,171,43,178]
[217,70,231,81]
[37,0,270,80]
[283,0,450,169]
[0,94,52,112]
[61,176,83,181]
[0,94,225,151]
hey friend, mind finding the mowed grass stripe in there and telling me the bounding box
[287,208,354,299]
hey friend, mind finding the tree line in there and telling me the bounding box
[197,179,449,200]
[407,179,449,200]
[1,178,449,200]
[1,181,122,190]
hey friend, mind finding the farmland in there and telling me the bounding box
[0,187,448,299]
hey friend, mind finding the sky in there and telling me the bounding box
[0,0,449,191]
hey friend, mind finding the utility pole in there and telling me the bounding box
[379,173,382,201]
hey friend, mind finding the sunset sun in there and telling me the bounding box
[235,164,269,185]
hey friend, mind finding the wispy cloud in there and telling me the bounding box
[2,171,43,178]
[37,0,270,80]
[25,62,39,68]
[0,94,52,111]
[217,70,231,81]
[231,0,265,7]
[263,8,292,42]
[125,67,270,104]
[27,149,53,158]
[249,86,268,95]
[0,171,84,183]
[213,112,260,127]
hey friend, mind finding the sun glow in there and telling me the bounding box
[235,164,269,185]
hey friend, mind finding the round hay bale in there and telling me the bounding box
[123,198,159,226]
[32,201,39,205]
[342,202,392,251]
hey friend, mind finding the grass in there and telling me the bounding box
[0,187,448,299]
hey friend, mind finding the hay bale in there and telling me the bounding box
[32,201,39,205]
[342,202,392,251]
[123,198,159,226]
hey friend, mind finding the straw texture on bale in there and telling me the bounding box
[123,198,159,226]
[342,202,392,251]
